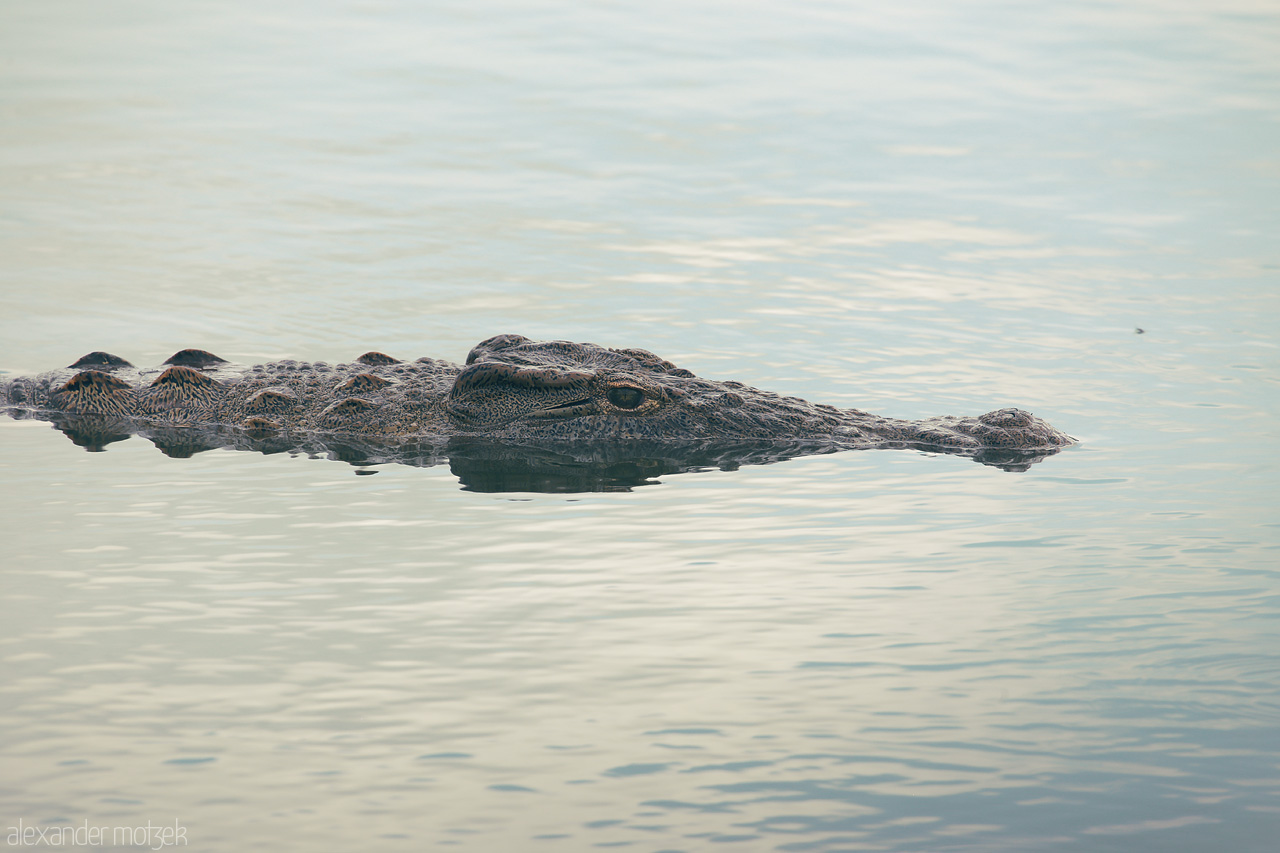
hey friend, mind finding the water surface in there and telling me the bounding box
[2,1,1278,851]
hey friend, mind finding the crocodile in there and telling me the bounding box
[1,334,1074,485]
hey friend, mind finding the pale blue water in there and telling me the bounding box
[2,1,1278,851]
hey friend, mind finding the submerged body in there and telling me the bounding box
[1,334,1073,477]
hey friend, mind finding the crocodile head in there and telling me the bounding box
[443,334,857,442]
[443,334,1074,457]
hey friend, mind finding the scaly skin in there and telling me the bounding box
[1,334,1074,467]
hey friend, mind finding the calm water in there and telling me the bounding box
[2,1,1279,851]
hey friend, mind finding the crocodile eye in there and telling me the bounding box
[606,387,645,410]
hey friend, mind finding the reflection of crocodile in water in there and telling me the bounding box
[1,334,1074,489]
